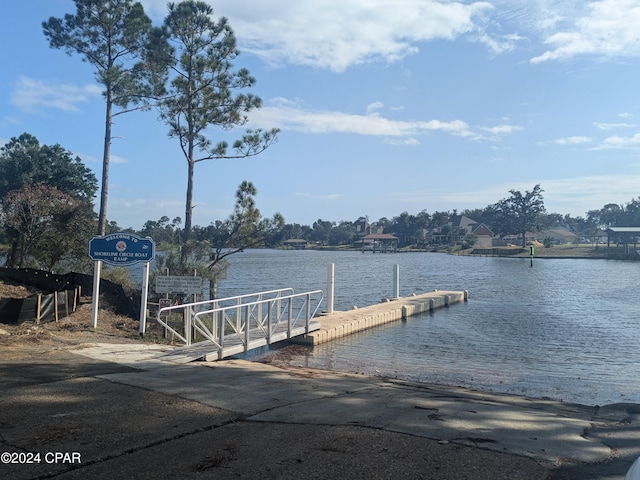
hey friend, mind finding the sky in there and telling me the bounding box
[3,0,640,230]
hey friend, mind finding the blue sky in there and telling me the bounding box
[3,0,640,230]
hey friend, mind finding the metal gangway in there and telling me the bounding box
[156,288,324,363]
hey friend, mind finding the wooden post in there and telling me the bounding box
[36,294,42,324]
[73,287,79,312]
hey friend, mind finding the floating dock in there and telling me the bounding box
[296,290,467,346]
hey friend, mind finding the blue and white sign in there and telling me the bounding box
[89,233,155,265]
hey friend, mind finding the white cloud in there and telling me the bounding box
[480,124,524,138]
[11,76,101,113]
[550,136,592,145]
[238,0,493,71]
[248,97,474,139]
[366,101,384,115]
[294,192,345,201]
[531,0,640,63]
[142,0,494,72]
[475,32,526,54]
[384,137,421,146]
[142,0,640,69]
[110,155,129,165]
[596,132,640,149]
[593,122,635,130]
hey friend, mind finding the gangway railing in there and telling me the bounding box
[156,288,295,345]
[192,289,324,360]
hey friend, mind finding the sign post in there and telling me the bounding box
[139,260,151,334]
[91,260,102,329]
[88,233,155,330]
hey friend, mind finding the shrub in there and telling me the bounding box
[101,267,135,296]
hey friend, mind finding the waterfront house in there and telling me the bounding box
[283,239,308,249]
[362,233,399,252]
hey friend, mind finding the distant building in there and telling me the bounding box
[427,215,494,247]
[361,233,398,252]
[470,223,494,248]
[283,239,308,249]
[541,227,579,244]
[353,218,369,235]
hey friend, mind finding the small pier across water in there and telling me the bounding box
[297,290,467,346]
[155,289,467,363]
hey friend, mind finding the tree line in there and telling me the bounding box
[1,132,639,275]
[131,184,640,251]
[2,0,640,281]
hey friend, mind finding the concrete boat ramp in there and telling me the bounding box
[50,289,640,478]
[64,339,640,478]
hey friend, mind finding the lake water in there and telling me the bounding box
[217,249,640,406]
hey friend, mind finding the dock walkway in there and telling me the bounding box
[298,290,467,346]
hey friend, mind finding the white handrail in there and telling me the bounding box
[156,288,296,344]
[193,290,324,358]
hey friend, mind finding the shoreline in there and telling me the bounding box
[284,244,632,260]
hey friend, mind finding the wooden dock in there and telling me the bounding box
[295,290,467,346]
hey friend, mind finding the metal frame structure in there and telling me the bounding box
[157,288,294,344]
[157,288,324,361]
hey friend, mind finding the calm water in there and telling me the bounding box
[217,249,640,406]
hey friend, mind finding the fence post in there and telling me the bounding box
[244,304,250,352]
[36,294,42,324]
[267,301,272,342]
[236,297,242,332]
[288,298,293,334]
[183,306,191,346]
[73,287,79,312]
[64,290,69,318]
[218,311,225,360]
[306,293,312,333]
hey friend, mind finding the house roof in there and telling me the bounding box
[450,215,478,230]
[471,223,493,236]
[363,233,398,240]
[544,227,579,240]
[606,227,640,234]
